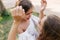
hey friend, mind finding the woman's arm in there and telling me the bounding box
[7,21,20,40]
[39,0,47,20]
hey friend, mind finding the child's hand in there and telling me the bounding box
[10,6,25,22]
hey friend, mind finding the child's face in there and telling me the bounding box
[23,7,33,21]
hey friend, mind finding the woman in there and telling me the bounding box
[38,0,60,39]
[38,13,60,40]
[38,0,60,40]
[7,0,47,40]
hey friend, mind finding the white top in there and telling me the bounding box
[18,15,40,40]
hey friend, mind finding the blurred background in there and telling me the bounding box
[0,0,60,40]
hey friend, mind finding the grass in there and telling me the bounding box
[0,9,12,40]
[0,15,13,40]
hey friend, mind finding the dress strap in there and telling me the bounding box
[31,18,40,33]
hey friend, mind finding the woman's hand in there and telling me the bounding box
[40,0,47,12]
[10,6,25,22]
[39,0,47,19]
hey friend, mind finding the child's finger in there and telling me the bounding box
[19,6,23,10]
[23,9,25,14]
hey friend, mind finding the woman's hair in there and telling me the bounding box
[38,15,60,40]
[16,0,33,13]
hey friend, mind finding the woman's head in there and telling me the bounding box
[16,0,33,20]
[39,15,60,40]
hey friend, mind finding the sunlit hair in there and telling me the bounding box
[38,15,60,40]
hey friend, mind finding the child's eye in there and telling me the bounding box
[25,13,30,15]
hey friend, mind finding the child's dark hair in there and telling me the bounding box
[18,0,33,13]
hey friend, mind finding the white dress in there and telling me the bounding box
[18,15,40,40]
